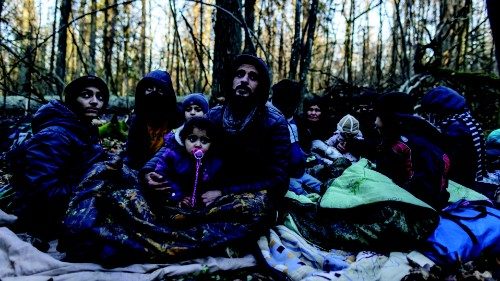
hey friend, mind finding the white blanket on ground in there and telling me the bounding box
[258,225,417,281]
[0,227,256,281]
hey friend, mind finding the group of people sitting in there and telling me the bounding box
[2,53,499,265]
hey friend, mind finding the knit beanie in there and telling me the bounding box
[337,114,360,135]
[182,93,209,114]
[486,129,500,157]
[64,75,109,108]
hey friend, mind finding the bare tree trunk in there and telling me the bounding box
[49,0,58,76]
[243,0,256,55]
[103,0,117,95]
[55,0,72,94]
[394,0,409,80]
[487,0,500,74]
[361,12,369,82]
[375,3,383,84]
[121,4,131,97]
[455,0,471,70]
[140,0,147,76]
[389,8,399,79]
[299,0,319,93]
[289,0,301,80]
[344,0,354,83]
[212,0,242,99]
[198,2,204,87]
[89,0,97,74]
[75,0,87,76]
[278,24,285,78]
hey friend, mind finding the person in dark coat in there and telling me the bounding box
[271,79,322,195]
[374,92,450,210]
[205,54,290,206]
[124,70,181,170]
[300,95,332,150]
[421,86,487,188]
[11,75,110,245]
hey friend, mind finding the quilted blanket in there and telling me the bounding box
[62,162,275,265]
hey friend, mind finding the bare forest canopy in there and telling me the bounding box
[0,0,499,128]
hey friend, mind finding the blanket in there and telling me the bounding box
[62,162,275,265]
[258,225,418,281]
[283,159,439,252]
[0,227,256,281]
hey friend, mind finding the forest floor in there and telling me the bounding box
[0,114,498,281]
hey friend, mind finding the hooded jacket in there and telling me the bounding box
[422,86,486,186]
[125,70,180,170]
[207,54,290,199]
[13,100,107,239]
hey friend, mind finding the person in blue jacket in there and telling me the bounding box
[421,86,487,188]
[204,54,290,207]
[11,75,110,246]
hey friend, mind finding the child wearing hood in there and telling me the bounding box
[142,117,223,208]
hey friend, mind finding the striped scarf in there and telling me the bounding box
[441,111,486,181]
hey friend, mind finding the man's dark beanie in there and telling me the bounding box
[374,92,414,118]
[64,75,110,107]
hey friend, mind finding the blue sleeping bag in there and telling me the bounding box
[423,200,500,266]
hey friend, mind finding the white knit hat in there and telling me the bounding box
[337,114,360,135]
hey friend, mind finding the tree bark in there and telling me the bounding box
[49,0,59,76]
[343,0,354,83]
[103,0,117,95]
[212,0,242,99]
[140,0,147,76]
[289,0,301,80]
[55,0,72,94]
[89,0,97,74]
[243,0,256,55]
[487,0,500,74]
[299,0,319,93]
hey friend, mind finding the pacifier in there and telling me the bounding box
[193,149,204,159]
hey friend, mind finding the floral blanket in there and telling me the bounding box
[62,162,275,265]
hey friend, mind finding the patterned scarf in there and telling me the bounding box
[222,104,258,135]
[441,111,486,181]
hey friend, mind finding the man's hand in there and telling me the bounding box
[201,190,222,206]
[144,171,170,191]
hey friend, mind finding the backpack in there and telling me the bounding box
[423,200,500,266]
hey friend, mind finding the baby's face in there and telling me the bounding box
[184,127,211,156]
